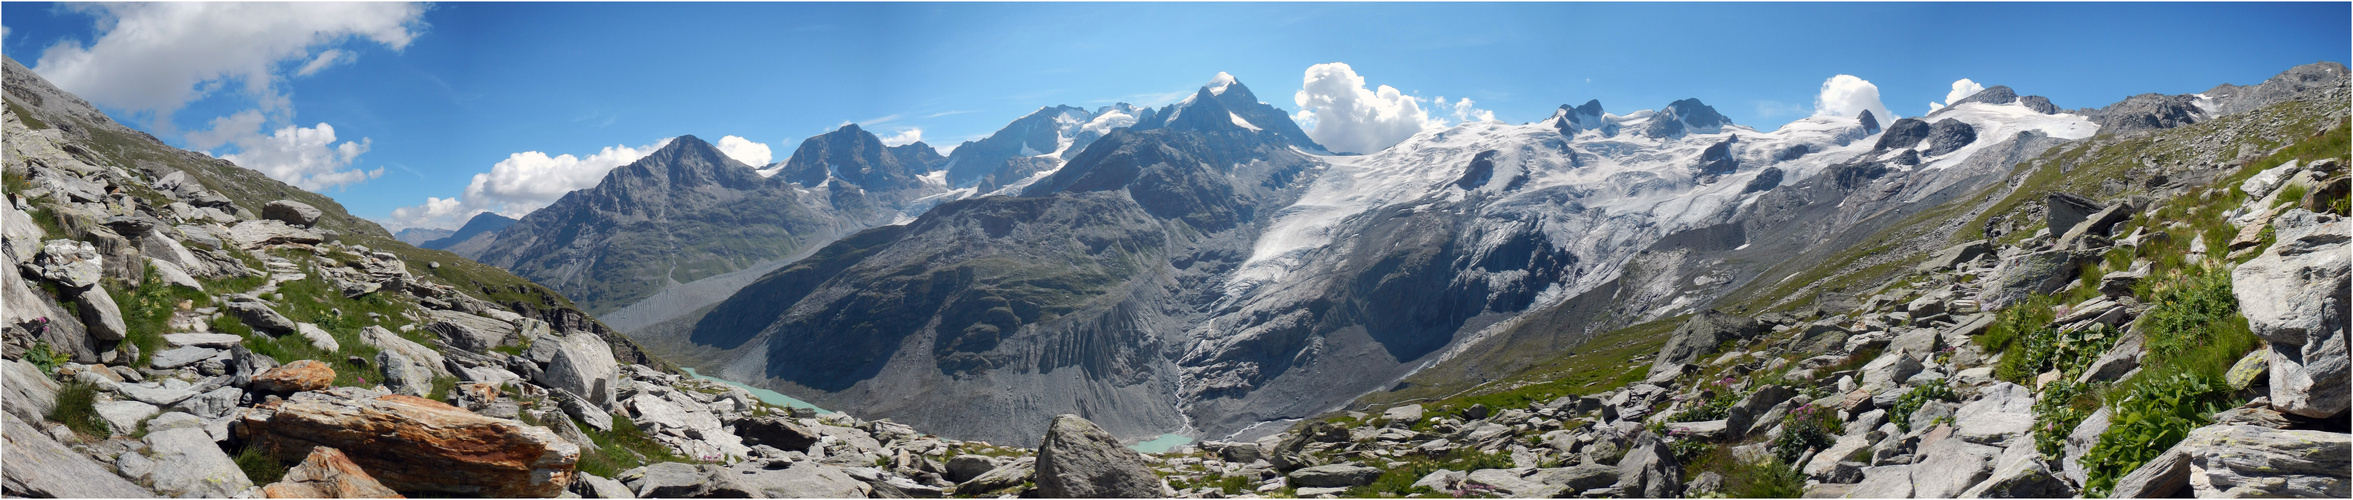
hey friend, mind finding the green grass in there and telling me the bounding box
[574,415,694,477]
[7,100,50,130]
[234,441,291,485]
[112,267,214,367]
[1719,455,1807,498]
[2127,263,2261,389]
[48,379,109,438]
[1340,449,1515,497]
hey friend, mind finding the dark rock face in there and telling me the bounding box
[1554,100,1607,135]
[1858,110,1882,135]
[780,124,944,195]
[1892,149,1922,166]
[2199,62,2350,116]
[1645,311,1764,379]
[734,415,821,451]
[1874,118,1932,151]
[2096,93,2204,134]
[1949,85,2020,107]
[1035,415,1162,498]
[2019,95,2059,114]
[1742,167,1784,194]
[1923,119,1978,156]
[1776,144,1812,162]
[419,212,516,250]
[1695,139,1739,177]
[1644,98,1731,138]
[2045,192,2101,235]
[1456,151,1500,190]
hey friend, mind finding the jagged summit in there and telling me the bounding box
[1132,73,1323,152]
[1207,71,1239,95]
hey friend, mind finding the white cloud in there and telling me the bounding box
[384,138,673,230]
[715,135,773,166]
[1291,62,1442,154]
[294,48,353,77]
[31,2,425,124]
[1927,78,1986,113]
[1437,96,1496,124]
[190,110,381,191]
[1811,74,1896,123]
[878,128,924,147]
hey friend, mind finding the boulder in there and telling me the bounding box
[953,457,1034,496]
[2059,201,2136,245]
[1952,382,2035,445]
[1909,436,2000,497]
[1982,250,2088,309]
[1290,463,1382,488]
[226,219,324,249]
[377,350,436,398]
[74,286,124,341]
[94,399,159,436]
[32,239,103,288]
[295,322,341,353]
[716,461,873,498]
[238,387,579,497]
[1917,240,1993,274]
[1381,403,1424,424]
[151,346,228,370]
[573,473,633,499]
[261,446,403,498]
[2061,408,2111,486]
[2230,210,2349,418]
[535,333,620,408]
[2177,424,2350,497]
[261,200,324,228]
[163,333,245,348]
[2,412,154,498]
[252,359,336,394]
[174,386,243,420]
[626,462,704,497]
[1613,433,1681,498]
[146,414,256,497]
[3,359,59,424]
[2045,192,2102,236]
[2109,445,2192,498]
[425,310,516,352]
[1846,465,1914,498]
[735,414,821,452]
[945,455,999,483]
[226,299,300,336]
[1647,310,1764,380]
[1859,351,1924,389]
[360,326,448,378]
[1035,414,1162,498]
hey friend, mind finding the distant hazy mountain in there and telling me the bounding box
[393,227,453,246]
[420,211,517,250]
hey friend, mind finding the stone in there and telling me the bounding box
[1981,250,2087,309]
[1859,351,1923,390]
[953,457,1034,495]
[2241,160,2302,199]
[360,326,448,377]
[1412,470,1464,492]
[1952,382,2035,445]
[252,359,336,394]
[226,299,300,335]
[4,360,60,424]
[2227,349,2272,391]
[294,322,341,353]
[536,333,620,408]
[261,446,403,498]
[226,219,325,249]
[378,350,436,398]
[1664,419,1733,441]
[1613,433,1681,498]
[1,412,154,498]
[426,310,516,352]
[573,473,633,499]
[262,200,324,228]
[1889,329,1939,360]
[94,399,159,436]
[164,333,245,348]
[2045,192,2102,236]
[736,414,822,451]
[945,455,999,484]
[707,461,873,498]
[2109,445,2192,498]
[174,386,243,419]
[1915,240,1992,274]
[146,417,256,497]
[74,286,125,341]
[151,346,227,370]
[1290,463,1382,488]
[33,239,103,288]
[2061,408,2110,486]
[2059,201,2137,247]
[627,462,704,497]
[1646,311,1765,380]
[2177,424,2350,497]
[2230,210,2349,418]
[1845,465,1914,498]
[1907,437,1998,497]
[1035,414,1162,498]
[559,390,613,433]
[1381,403,1424,424]
[238,387,579,497]
[117,381,199,406]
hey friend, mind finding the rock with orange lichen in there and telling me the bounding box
[239,387,578,497]
[262,447,404,498]
[251,360,336,394]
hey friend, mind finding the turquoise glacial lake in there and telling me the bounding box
[678,367,830,414]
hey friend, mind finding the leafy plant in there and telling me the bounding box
[1995,324,2121,384]
[2134,265,2258,382]
[2031,380,2097,460]
[1671,378,1743,423]
[25,341,67,375]
[1721,456,1808,498]
[2079,373,2230,496]
[1771,403,1840,463]
[1886,379,1956,432]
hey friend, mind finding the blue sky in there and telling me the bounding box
[4,2,2346,230]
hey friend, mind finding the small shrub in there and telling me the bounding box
[2080,373,2230,496]
[2134,265,2258,382]
[1771,403,1840,463]
[2031,381,2097,460]
[25,341,67,375]
[1886,379,1957,432]
[1979,294,2060,356]
[1995,324,2121,384]
[1670,378,1742,423]
[48,380,108,437]
[234,442,291,484]
[1721,456,1808,498]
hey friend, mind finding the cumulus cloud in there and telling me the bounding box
[1437,96,1496,124]
[1927,78,1987,113]
[31,2,425,124]
[1292,62,1447,154]
[385,138,673,230]
[715,135,773,166]
[1811,74,1896,123]
[189,110,381,191]
[878,128,924,147]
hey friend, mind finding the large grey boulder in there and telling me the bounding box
[1646,311,1764,380]
[536,332,620,408]
[1381,403,1424,424]
[1845,465,1914,498]
[2061,408,2111,486]
[3,360,58,424]
[1957,440,2067,498]
[1982,250,2088,309]
[261,200,323,228]
[945,455,999,484]
[224,219,323,249]
[1035,414,1163,498]
[378,349,436,397]
[1860,351,1924,389]
[224,298,298,336]
[627,462,706,497]
[1290,463,1382,488]
[574,472,634,499]
[3,412,155,498]
[1613,433,1681,498]
[2110,444,2192,497]
[1952,382,2035,445]
[2045,192,2102,240]
[1917,240,1994,273]
[707,461,873,498]
[426,310,516,352]
[2231,209,2349,418]
[32,239,103,288]
[2177,424,2350,497]
[94,399,159,436]
[360,325,448,378]
[735,414,821,452]
[144,414,255,497]
[74,286,124,341]
[954,457,1034,495]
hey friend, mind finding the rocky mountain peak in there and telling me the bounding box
[1644,98,1732,138]
[1858,109,1882,135]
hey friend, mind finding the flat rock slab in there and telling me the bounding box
[3,412,154,498]
[163,333,244,348]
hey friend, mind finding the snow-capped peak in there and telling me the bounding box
[1208,72,1238,95]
